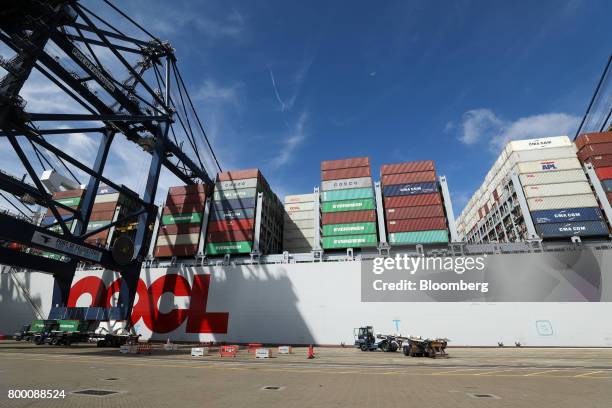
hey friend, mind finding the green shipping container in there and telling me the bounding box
[55,196,80,207]
[58,320,88,332]
[322,222,377,236]
[49,220,74,233]
[388,229,448,244]
[321,187,373,202]
[322,234,378,249]
[30,320,46,332]
[214,188,257,201]
[321,198,375,213]
[162,212,202,225]
[206,241,253,255]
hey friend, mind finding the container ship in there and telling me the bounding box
[3,134,612,347]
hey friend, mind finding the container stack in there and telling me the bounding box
[457,136,607,243]
[154,184,209,258]
[575,131,612,209]
[84,184,140,247]
[380,161,449,245]
[206,169,283,256]
[283,193,317,253]
[42,189,84,233]
[320,157,378,250]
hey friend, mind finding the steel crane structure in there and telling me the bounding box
[0,0,220,321]
[574,54,612,138]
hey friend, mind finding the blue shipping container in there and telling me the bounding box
[210,208,255,221]
[41,214,72,226]
[535,221,609,238]
[602,179,612,193]
[382,182,438,197]
[212,197,257,212]
[530,207,603,224]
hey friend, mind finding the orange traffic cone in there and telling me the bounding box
[307,344,315,359]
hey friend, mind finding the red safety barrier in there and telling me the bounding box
[247,343,263,353]
[219,345,239,357]
[0,334,9,340]
[307,345,315,359]
[137,343,153,355]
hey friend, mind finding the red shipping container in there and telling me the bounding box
[386,217,447,233]
[165,192,207,206]
[381,171,436,186]
[385,205,445,221]
[575,131,612,150]
[217,169,260,181]
[163,201,205,215]
[154,244,198,257]
[52,189,85,199]
[158,223,202,235]
[321,157,370,171]
[168,184,209,196]
[381,161,435,175]
[207,229,254,243]
[46,206,76,217]
[91,202,117,212]
[321,166,371,181]
[90,210,115,221]
[383,193,442,209]
[321,210,376,225]
[578,143,612,162]
[588,155,612,168]
[207,218,255,233]
[595,166,612,181]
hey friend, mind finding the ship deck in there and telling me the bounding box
[1,341,611,407]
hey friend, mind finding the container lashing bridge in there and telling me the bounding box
[0,0,220,324]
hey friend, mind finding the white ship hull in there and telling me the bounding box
[2,249,612,347]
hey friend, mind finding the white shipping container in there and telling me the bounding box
[215,178,258,191]
[284,210,315,221]
[523,181,591,198]
[507,146,577,167]
[94,192,120,204]
[321,177,372,191]
[284,193,315,204]
[519,169,587,186]
[515,157,582,174]
[527,194,598,211]
[283,228,315,239]
[504,136,571,155]
[284,202,315,212]
[156,233,199,246]
[284,219,316,230]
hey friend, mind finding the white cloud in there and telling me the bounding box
[458,109,580,152]
[194,79,241,106]
[270,111,308,169]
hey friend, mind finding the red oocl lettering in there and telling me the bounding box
[68,274,228,334]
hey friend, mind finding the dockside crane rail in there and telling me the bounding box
[0,0,221,322]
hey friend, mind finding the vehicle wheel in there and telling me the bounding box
[97,340,107,348]
[380,342,389,352]
[403,347,410,356]
[360,343,368,352]
[389,342,398,352]
[34,337,43,345]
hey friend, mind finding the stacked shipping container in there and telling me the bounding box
[320,157,378,249]
[283,193,316,252]
[380,161,449,244]
[206,169,283,256]
[457,136,607,242]
[576,131,612,207]
[155,184,209,257]
[42,185,140,247]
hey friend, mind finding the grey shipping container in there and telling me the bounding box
[212,197,257,212]
[210,208,255,221]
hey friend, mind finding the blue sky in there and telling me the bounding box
[2,0,611,216]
